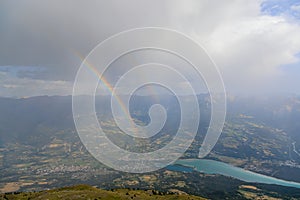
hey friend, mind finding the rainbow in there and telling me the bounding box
[74,51,139,136]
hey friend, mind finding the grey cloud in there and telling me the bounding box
[1,0,300,96]
[0,0,171,81]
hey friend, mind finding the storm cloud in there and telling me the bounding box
[1,0,300,96]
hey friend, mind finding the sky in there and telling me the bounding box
[0,0,300,97]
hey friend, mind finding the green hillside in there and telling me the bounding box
[0,184,207,200]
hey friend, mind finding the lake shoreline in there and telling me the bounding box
[168,159,300,189]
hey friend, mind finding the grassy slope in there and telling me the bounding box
[0,184,207,200]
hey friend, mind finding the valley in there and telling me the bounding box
[1,95,300,199]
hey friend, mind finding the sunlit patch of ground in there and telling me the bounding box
[48,143,63,148]
[125,180,139,186]
[239,190,282,200]
[0,181,36,193]
[38,182,48,185]
[210,153,247,166]
[175,181,186,188]
[140,175,157,183]
[239,185,283,200]
[168,189,188,195]
[240,185,259,190]
[0,182,20,193]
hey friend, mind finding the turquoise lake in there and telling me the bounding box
[169,159,300,189]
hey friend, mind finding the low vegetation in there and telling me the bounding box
[0,184,207,200]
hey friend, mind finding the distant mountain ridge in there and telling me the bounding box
[1,94,300,145]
